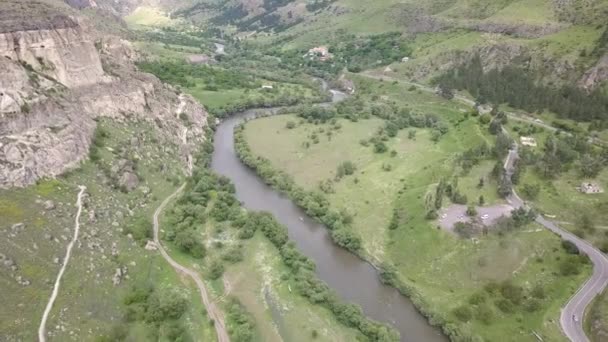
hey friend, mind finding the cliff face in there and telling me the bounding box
[0,22,106,88]
[0,3,208,188]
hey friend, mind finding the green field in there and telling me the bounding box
[241,78,592,341]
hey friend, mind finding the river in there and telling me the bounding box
[210,87,446,342]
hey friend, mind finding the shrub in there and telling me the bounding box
[208,260,225,280]
[374,141,388,153]
[453,305,473,322]
[561,240,579,254]
[286,121,296,129]
[124,216,152,244]
[175,229,206,258]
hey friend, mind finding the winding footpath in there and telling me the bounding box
[38,186,87,342]
[152,184,230,342]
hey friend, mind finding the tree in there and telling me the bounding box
[580,154,603,178]
[498,175,512,198]
[478,195,485,206]
[437,84,454,100]
[208,260,225,280]
[521,183,540,199]
[374,141,388,153]
[466,205,478,217]
[494,132,513,158]
[286,121,296,129]
[489,119,502,135]
[174,229,206,258]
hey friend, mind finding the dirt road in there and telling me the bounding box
[38,186,87,342]
[153,184,230,342]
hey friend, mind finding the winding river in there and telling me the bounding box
[210,87,446,342]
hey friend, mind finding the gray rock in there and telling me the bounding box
[118,172,139,192]
[43,200,55,210]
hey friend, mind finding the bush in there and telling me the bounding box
[476,304,494,325]
[175,229,206,258]
[560,257,581,276]
[226,298,255,342]
[495,298,515,313]
[286,121,296,129]
[336,161,356,178]
[561,240,580,255]
[453,305,472,322]
[374,141,388,153]
[124,216,152,244]
[331,229,362,252]
[208,260,225,280]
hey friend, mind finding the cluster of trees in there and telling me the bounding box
[435,55,608,122]
[331,32,412,72]
[428,177,469,217]
[139,29,206,48]
[226,298,255,342]
[138,61,259,90]
[102,283,191,341]
[516,134,607,181]
[234,125,363,253]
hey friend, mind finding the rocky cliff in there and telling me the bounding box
[0,1,208,188]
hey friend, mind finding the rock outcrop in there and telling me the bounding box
[0,2,208,188]
[579,54,608,91]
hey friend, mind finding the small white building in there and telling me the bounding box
[520,136,538,147]
[261,85,274,90]
[580,182,604,194]
[401,57,410,62]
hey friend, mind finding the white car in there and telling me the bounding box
[573,314,578,322]
[481,214,489,220]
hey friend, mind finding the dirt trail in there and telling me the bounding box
[38,185,87,342]
[153,184,230,342]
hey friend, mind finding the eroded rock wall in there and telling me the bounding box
[0,14,207,188]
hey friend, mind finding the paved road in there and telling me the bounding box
[361,71,608,341]
[504,139,608,342]
[153,184,230,342]
[39,186,87,342]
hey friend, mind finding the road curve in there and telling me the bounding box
[153,184,230,342]
[505,145,608,342]
[38,185,87,342]
[363,71,608,341]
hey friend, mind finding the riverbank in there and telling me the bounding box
[235,77,592,342]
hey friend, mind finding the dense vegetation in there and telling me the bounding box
[158,127,398,341]
[268,32,412,76]
[99,283,191,341]
[435,55,608,122]
[138,61,259,89]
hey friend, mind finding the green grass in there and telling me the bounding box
[135,41,203,61]
[586,289,608,342]
[0,118,209,341]
[124,6,176,28]
[516,168,608,244]
[241,77,591,341]
[160,197,363,341]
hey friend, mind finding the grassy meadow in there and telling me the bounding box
[241,77,592,341]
